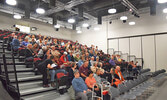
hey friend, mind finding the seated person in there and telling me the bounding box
[78,56,85,68]
[72,70,93,100]
[25,44,35,60]
[21,37,29,47]
[51,45,60,57]
[43,49,51,60]
[115,66,125,82]
[67,51,75,62]
[107,68,121,88]
[74,53,80,62]
[32,43,39,55]
[60,52,69,67]
[85,71,101,96]
[91,62,99,73]
[79,61,89,80]
[11,35,20,51]
[90,56,95,67]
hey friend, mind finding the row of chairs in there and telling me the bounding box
[109,69,166,100]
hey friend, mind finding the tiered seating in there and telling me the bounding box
[0,29,166,100]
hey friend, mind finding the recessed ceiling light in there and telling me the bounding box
[77,30,82,34]
[6,0,17,6]
[158,0,167,3]
[68,18,75,23]
[36,8,45,14]
[94,27,100,31]
[54,24,60,28]
[108,8,117,14]
[163,8,167,13]
[82,23,89,27]
[13,14,21,19]
[129,22,135,25]
[120,16,128,20]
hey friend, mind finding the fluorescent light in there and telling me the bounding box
[158,0,167,3]
[36,8,45,14]
[68,18,75,23]
[94,27,100,31]
[108,8,117,14]
[13,14,21,19]
[82,23,89,27]
[6,0,17,6]
[54,24,60,28]
[163,8,167,13]
[77,30,82,34]
[120,16,128,20]
[129,22,135,25]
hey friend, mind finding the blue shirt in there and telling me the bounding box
[67,54,71,61]
[22,41,29,47]
[109,59,116,66]
[72,77,88,92]
[78,60,84,68]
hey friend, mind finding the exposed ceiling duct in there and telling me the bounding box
[121,0,139,14]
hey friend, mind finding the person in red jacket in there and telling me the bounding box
[60,52,69,68]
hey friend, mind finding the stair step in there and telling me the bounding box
[21,91,60,100]
[20,86,57,96]
[9,72,35,79]
[3,68,33,73]
[10,75,42,83]
[12,81,42,90]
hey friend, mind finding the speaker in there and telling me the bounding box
[98,16,102,24]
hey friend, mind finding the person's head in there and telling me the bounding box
[74,69,80,78]
[46,49,51,55]
[71,62,77,69]
[116,66,121,72]
[84,61,89,68]
[88,71,94,78]
[86,52,89,56]
[42,46,47,51]
[110,68,115,74]
[33,43,38,48]
[80,56,85,61]
[44,40,47,45]
[99,62,103,68]
[94,62,98,67]
[96,57,99,62]
[85,56,89,61]
[63,52,68,56]
[51,46,55,50]
[91,56,94,61]
[96,68,101,75]
[11,33,15,37]
[25,37,28,42]
[76,53,80,57]
[27,44,32,49]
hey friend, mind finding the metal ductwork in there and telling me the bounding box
[149,0,156,15]
[121,0,139,14]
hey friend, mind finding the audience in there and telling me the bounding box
[79,61,89,80]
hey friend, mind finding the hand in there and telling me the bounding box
[87,89,91,92]
[83,90,87,93]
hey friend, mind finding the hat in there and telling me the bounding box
[51,63,57,68]
[64,52,68,55]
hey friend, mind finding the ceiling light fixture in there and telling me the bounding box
[68,18,75,23]
[13,14,21,19]
[36,8,45,14]
[54,24,60,28]
[6,0,17,6]
[120,16,128,20]
[94,27,100,31]
[158,0,167,3]
[163,8,167,13]
[129,21,135,25]
[82,23,89,27]
[77,30,82,34]
[108,8,117,14]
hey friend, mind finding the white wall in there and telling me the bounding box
[72,5,167,72]
[0,12,75,40]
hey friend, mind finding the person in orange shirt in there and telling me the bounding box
[115,66,125,82]
[85,71,101,96]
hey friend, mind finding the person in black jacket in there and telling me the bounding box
[37,55,54,87]
[25,44,35,60]
[68,62,77,85]
[7,33,15,51]
[107,68,120,88]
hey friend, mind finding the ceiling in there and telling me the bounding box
[0,0,153,29]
